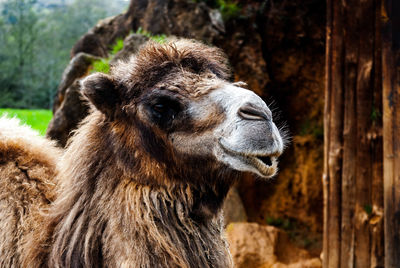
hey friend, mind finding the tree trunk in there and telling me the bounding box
[382,1,400,267]
[324,0,384,267]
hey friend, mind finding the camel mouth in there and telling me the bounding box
[218,138,280,178]
[258,155,272,166]
[248,155,278,177]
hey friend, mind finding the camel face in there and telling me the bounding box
[164,81,283,178]
[82,39,284,180]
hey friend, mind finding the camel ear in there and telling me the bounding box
[81,73,119,117]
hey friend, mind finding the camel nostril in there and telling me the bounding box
[238,104,270,121]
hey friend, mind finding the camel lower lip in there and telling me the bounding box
[248,156,277,177]
[219,139,278,177]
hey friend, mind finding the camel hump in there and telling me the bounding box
[0,114,61,166]
[0,114,61,201]
[0,115,61,266]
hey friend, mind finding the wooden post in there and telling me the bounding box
[324,0,384,267]
[382,0,400,267]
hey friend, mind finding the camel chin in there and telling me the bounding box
[218,137,280,178]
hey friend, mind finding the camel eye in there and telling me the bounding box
[153,103,166,114]
[150,97,181,129]
[152,103,170,118]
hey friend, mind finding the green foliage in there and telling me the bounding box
[91,37,125,74]
[266,217,293,231]
[302,237,313,248]
[0,108,52,135]
[266,216,319,250]
[136,27,167,43]
[216,0,240,20]
[92,58,110,74]
[193,0,240,21]
[0,0,40,108]
[110,38,124,55]
[364,204,373,215]
[91,28,169,75]
[371,106,382,122]
[0,0,128,109]
[299,119,323,141]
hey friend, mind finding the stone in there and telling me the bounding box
[52,53,100,113]
[226,222,321,268]
[47,81,89,147]
[223,187,247,225]
[71,13,133,58]
[128,0,222,43]
[110,34,149,65]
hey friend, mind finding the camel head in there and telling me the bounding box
[81,39,285,183]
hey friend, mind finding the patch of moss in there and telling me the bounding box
[217,0,240,20]
[266,216,321,251]
[91,38,124,74]
[371,106,382,122]
[92,58,110,74]
[266,216,294,231]
[110,38,124,55]
[299,119,323,141]
[364,204,373,215]
[91,30,168,74]
[136,27,167,43]
[193,0,241,21]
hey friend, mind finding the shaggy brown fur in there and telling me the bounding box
[0,116,61,267]
[0,39,241,267]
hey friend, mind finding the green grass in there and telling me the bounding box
[0,108,52,136]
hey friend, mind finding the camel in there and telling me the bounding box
[0,39,284,267]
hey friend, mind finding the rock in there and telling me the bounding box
[223,187,247,225]
[52,53,100,113]
[47,52,99,147]
[71,13,133,58]
[208,9,225,33]
[128,0,222,43]
[71,32,108,59]
[47,81,89,147]
[226,222,321,268]
[269,258,322,268]
[71,0,223,59]
[110,34,149,64]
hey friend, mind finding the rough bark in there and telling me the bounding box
[324,0,384,267]
[382,1,400,267]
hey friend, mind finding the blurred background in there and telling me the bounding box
[0,0,326,267]
[0,0,128,109]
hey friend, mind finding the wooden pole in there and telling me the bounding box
[382,0,400,267]
[323,0,384,266]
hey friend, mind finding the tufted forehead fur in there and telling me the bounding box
[112,39,231,98]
